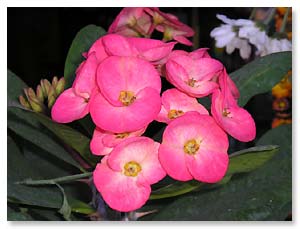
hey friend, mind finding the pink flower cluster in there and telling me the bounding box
[51,8,256,212]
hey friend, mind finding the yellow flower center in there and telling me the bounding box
[123,161,142,177]
[184,139,200,155]
[168,109,184,119]
[115,132,130,139]
[119,91,136,106]
[186,78,197,87]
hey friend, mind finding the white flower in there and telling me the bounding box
[210,14,253,59]
[238,24,269,55]
[260,38,292,56]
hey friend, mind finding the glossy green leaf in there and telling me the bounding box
[8,136,96,215]
[150,124,291,220]
[7,69,28,106]
[32,112,99,166]
[64,25,106,88]
[150,145,278,200]
[230,51,292,107]
[8,112,83,171]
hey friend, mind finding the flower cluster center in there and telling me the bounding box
[168,109,184,119]
[119,91,136,106]
[123,161,142,177]
[184,139,200,155]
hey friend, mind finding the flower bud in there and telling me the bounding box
[52,76,58,88]
[19,95,31,109]
[48,95,56,109]
[36,85,44,103]
[55,77,65,96]
[47,86,57,99]
[42,79,52,96]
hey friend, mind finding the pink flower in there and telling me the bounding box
[145,8,195,46]
[51,53,98,123]
[211,70,256,142]
[90,127,146,156]
[93,137,166,212]
[165,51,223,97]
[156,88,209,123]
[158,112,229,183]
[108,7,153,38]
[90,56,162,133]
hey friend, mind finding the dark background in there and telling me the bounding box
[7,7,273,148]
[8,7,252,87]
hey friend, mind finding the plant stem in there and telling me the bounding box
[264,7,276,25]
[249,8,257,20]
[280,7,291,33]
[16,172,92,186]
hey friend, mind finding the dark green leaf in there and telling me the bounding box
[56,183,72,221]
[230,52,292,107]
[32,112,99,166]
[8,112,83,171]
[7,207,34,221]
[64,25,106,88]
[7,69,27,105]
[227,145,279,175]
[150,124,291,220]
[150,145,278,200]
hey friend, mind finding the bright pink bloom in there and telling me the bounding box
[108,7,153,37]
[90,127,146,156]
[211,70,256,142]
[165,51,223,97]
[158,112,229,183]
[156,88,209,123]
[93,137,166,212]
[145,8,195,46]
[51,53,98,123]
[90,56,161,133]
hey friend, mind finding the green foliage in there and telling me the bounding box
[230,51,292,107]
[146,125,291,220]
[150,145,279,200]
[64,25,106,88]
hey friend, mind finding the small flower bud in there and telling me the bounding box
[36,85,44,103]
[55,77,65,96]
[27,88,41,104]
[48,95,56,109]
[52,76,58,88]
[47,86,57,99]
[19,95,31,109]
[42,79,52,95]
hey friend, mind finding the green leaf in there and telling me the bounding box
[8,112,83,171]
[150,145,278,200]
[32,112,99,166]
[64,25,106,88]
[230,52,292,107]
[7,69,27,104]
[8,136,95,215]
[150,124,291,220]
[7,207,34,221]
[227,145,279,175]
[56,183,72,221]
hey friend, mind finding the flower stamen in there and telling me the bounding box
[119,91,136,106]
[184,139,200,155]
[168,109,184,119]
[123,161,142,177]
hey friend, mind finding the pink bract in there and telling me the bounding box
[108,7,152,37]
[158,112,229,183]
[165,52,223,97]
[90,56,162,133]
[51,88,89,123]
[93,137,166,212]
[145,8,195,46]
[211,69,255,142]
[156,88,209,123]
[90,127,146,156]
